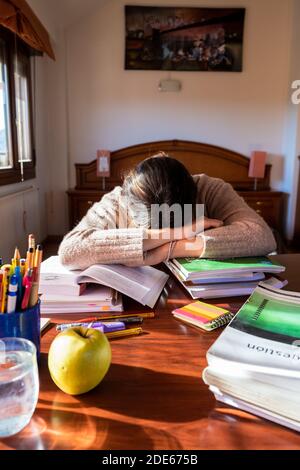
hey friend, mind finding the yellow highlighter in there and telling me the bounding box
[1,267,10,314]
[106,327,143,340]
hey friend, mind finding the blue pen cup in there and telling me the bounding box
[0,301,40,357]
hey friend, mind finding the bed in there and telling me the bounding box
[67,140,285,240]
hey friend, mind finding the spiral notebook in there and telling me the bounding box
[172,301,234,332]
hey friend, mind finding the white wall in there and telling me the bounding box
[66,0,292,188]
[24,0,300,240]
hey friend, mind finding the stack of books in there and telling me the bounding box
[166,256,286,299]
[203,283,300,432]
[40,256,169,317]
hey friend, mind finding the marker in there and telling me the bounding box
[1,267,10,313]
[56,321,125,333]
[7,275,18,314]
[106,327,143,340]
[21,269,33,310]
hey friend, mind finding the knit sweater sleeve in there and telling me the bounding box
[58,187,145,270]
[196,175,277,259]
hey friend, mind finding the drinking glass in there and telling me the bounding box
[0,338,39,438]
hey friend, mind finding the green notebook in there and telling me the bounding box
[172,256,285,280]
[231,287,300,344]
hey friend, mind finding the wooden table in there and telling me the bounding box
[1,254,300,450]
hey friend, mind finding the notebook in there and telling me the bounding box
[172,301,235,332]
[203,282,300,432]
[172,256,285,281]
[167,259,286,299]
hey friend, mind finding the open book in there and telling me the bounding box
[40,256,169,309]
[203,283,300,432]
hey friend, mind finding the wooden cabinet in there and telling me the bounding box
[240,191,285,233]
[67,190,107,229]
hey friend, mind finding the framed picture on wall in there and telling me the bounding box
[125,6,245,72]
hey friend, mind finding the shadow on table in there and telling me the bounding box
[1,406,181,450]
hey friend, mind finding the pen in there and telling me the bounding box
[106,327,143,340]
[7,275,18,314]
[14,266,23,310]
[56,321,125,333]
[21,269,33,310]
[20,259,26,277]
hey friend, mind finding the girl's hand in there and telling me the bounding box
[143,236,206,266]
[143,244,169,266]
[172,217,223,240]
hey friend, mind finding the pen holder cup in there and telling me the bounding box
[0,301,40,358]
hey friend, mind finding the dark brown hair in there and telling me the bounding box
[123,154,197,228]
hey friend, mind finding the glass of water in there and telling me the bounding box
[0,338,39,438]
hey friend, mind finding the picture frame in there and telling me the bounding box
[125,6,245,72]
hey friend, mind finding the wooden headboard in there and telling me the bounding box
[75,140,271,191]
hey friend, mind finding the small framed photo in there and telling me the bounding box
[97,150,111,177]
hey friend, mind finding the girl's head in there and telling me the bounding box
[123,154,197,228]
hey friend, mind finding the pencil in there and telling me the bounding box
[25,248,34,272]
[106,327,143,339]
[28,234,35,251]
[13,248,21,268]
[71,312,155,323]
[29,245,43,308]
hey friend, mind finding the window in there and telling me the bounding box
[0,38,12,169]
[0,27,35,185]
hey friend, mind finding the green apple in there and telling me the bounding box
[48,327,111,395]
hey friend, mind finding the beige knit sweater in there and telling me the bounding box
[59,174,277,270]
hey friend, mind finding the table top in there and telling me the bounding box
[1,254,300,450]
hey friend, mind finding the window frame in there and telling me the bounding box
[0,27,36,186]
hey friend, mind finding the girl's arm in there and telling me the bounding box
[59,188,147,269]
